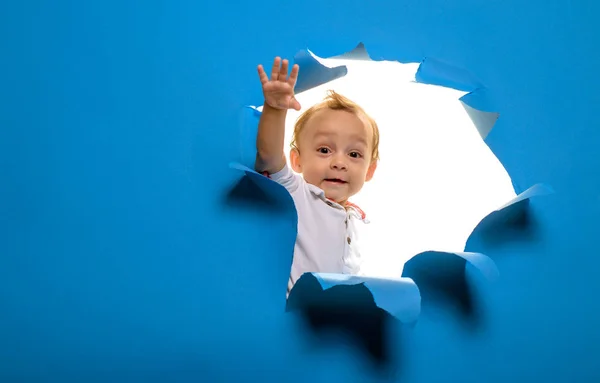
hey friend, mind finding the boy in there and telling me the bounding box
[255,57,380,296]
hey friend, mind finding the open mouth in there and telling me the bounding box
[324,178,347,184]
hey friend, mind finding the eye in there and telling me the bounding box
[317,147,331,154]
[349,151,363,158]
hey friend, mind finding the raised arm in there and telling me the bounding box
[255,57,301,174]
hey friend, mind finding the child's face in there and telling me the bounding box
[290,109,377,205]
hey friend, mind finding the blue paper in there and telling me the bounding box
[465,183,555,251]
[459,87,496,112]
[238,106,262,169]
[290,272,421,324]
[415,57,482,92]
[461,101,499,140]
[475,183,554,229]
[4,0,591,376]
[400,251,498,324]
[414,57,500,142]
[293,49,348,94]
[498,183,554,209]
[228,162,293,204]
[286,251,497,326]
[403,251,500,282]
[330,42,372,61]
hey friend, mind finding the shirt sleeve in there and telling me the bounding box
[267,163,302,194]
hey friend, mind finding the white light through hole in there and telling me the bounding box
[277,51,516,279]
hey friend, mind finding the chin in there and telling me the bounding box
[325,193,347,203]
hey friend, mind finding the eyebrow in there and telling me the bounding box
[313,132,368,146]
[351,135,369,147]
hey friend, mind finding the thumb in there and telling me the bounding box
[290,97,301,111]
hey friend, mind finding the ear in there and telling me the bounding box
[290,148,302,173]
[365,160,377,182]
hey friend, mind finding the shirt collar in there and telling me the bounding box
[307,184,368,221]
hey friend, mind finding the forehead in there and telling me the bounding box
[301,109,372,143]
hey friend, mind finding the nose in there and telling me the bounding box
[330,155,348,171]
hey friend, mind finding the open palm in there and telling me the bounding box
[257,57,301,111]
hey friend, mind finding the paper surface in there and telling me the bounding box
[475,183,554,230]
[415,57,482,92]
[415,57,499,141]
[239,106,262,168]
[461,102,499,140]
[284,251,498,324]
[288,272,421,324]
[292,49,348,94]
[400,250,498,323]
[2,0,593,380]
[330,42,372,61]
[497,183,554,210]
[465,183,555,246]
[402,251,499,282]
[229,162,296,207]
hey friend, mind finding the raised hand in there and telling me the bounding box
[257,57,301,111]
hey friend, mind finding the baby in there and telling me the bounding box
[255,57,380,296]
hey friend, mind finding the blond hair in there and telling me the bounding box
[290,90,380,162]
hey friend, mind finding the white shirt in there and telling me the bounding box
[268,164,369,295]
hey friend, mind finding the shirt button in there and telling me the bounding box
[347,237,351,244]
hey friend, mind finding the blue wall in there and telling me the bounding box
[1,0,599,381]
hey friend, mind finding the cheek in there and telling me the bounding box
[301,157,322,175]
[307,155,327,169]
[311,163,327,177]
[352,162,370,178]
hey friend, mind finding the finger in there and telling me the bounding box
[280,59,289,81]
[270,57,281,81]
[288,64,299,86]
[257,65,269,85]
[291,96,301,111]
